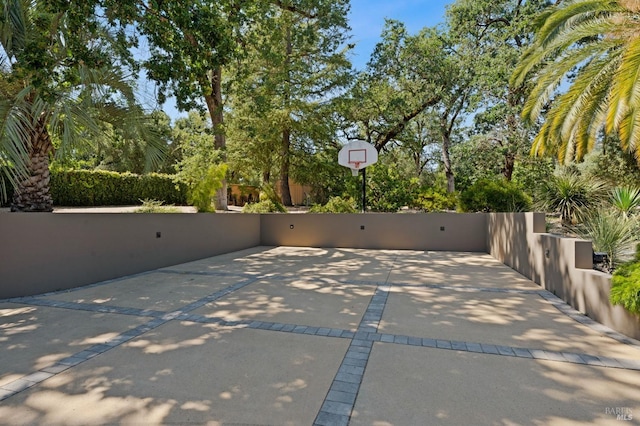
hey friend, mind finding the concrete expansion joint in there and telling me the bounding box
[158,269,255,280]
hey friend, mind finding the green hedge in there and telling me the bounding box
[50,169,187,206]
[459,178,531,213]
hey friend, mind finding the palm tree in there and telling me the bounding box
[0,0,163,212]
[511,0,640,164]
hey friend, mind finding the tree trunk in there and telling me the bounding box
[279,25,293,207]
[280,127,293,206]
[503,92,522,183]
[441,128,455,193]
[204,67,228,211]
[502,152,516,181]
[11,116,54,212]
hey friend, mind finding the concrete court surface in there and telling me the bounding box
[1,246,640,425]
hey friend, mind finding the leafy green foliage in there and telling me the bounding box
[0,174,15,207]
[416,188,458,212]
[291,147,348,205]
[0,0,165,210]
[172,112,227,212]
[447,0,548,182]
[365,163,420,212]
[574,209,637,270]
[242,199,287,213]
[450,136,504,192]
[309,196,356,213]
[611,187,640,218]
[534,170,607,227]
[611,246,640,315]
[256,184,287,212]
[340,22,448,153]
[66,111,177,175]
[577,136,640,186]
[459,178,531,212]
[50,170,187,206]
[511,156,556,199]
[226,0,351,205]
[185,164,227,213]
[135,199,180,213]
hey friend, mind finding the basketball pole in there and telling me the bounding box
[361,167,366,213]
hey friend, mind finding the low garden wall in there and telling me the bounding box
[487,212,640,340]
[0,213,260,299]
[1,211,637,340]
[260,213,487,251]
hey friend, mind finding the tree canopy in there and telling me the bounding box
[0,0,163,211]
[4,0,640,213]
[512,0,640,163]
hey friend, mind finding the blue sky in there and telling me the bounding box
[348,0,451,70]
[151,0,453,120]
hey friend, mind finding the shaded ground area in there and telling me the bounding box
[1,247,639,425]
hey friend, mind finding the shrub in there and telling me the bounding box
[242,199,287,213]
[183,164,227,212]
[135,199,180,213]
[309,196,357,213]
[241,184,287,213]
[611,186,640,218]
[416,188,457,212]
[137,174,188,205]
[610,246,640,315]
[366,164,420,212]
[574,209,638,270]
[534,170,607,227]
[459,179,531,212]
[50,169,188,206]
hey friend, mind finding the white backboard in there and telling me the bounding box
[338,141,378,171]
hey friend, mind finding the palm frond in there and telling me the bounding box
[513,4,621,89]
[522,39,619,121]
[617,105,640,155]
[0,0,29,56]
[0,96,30,201]
[515,0,640,165]
[607,34,640,131]
[535,0,620,47]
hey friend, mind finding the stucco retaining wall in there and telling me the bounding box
[260,213,487,251]
[0,213,260,299]
[487,212,640,340]
[1,211,637,340]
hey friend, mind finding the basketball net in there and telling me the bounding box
[350,162,361,176]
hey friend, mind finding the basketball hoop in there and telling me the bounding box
[337,141,379,213]
[350,160,362,176]
[347,150,366,177]
[338,142,377,175]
